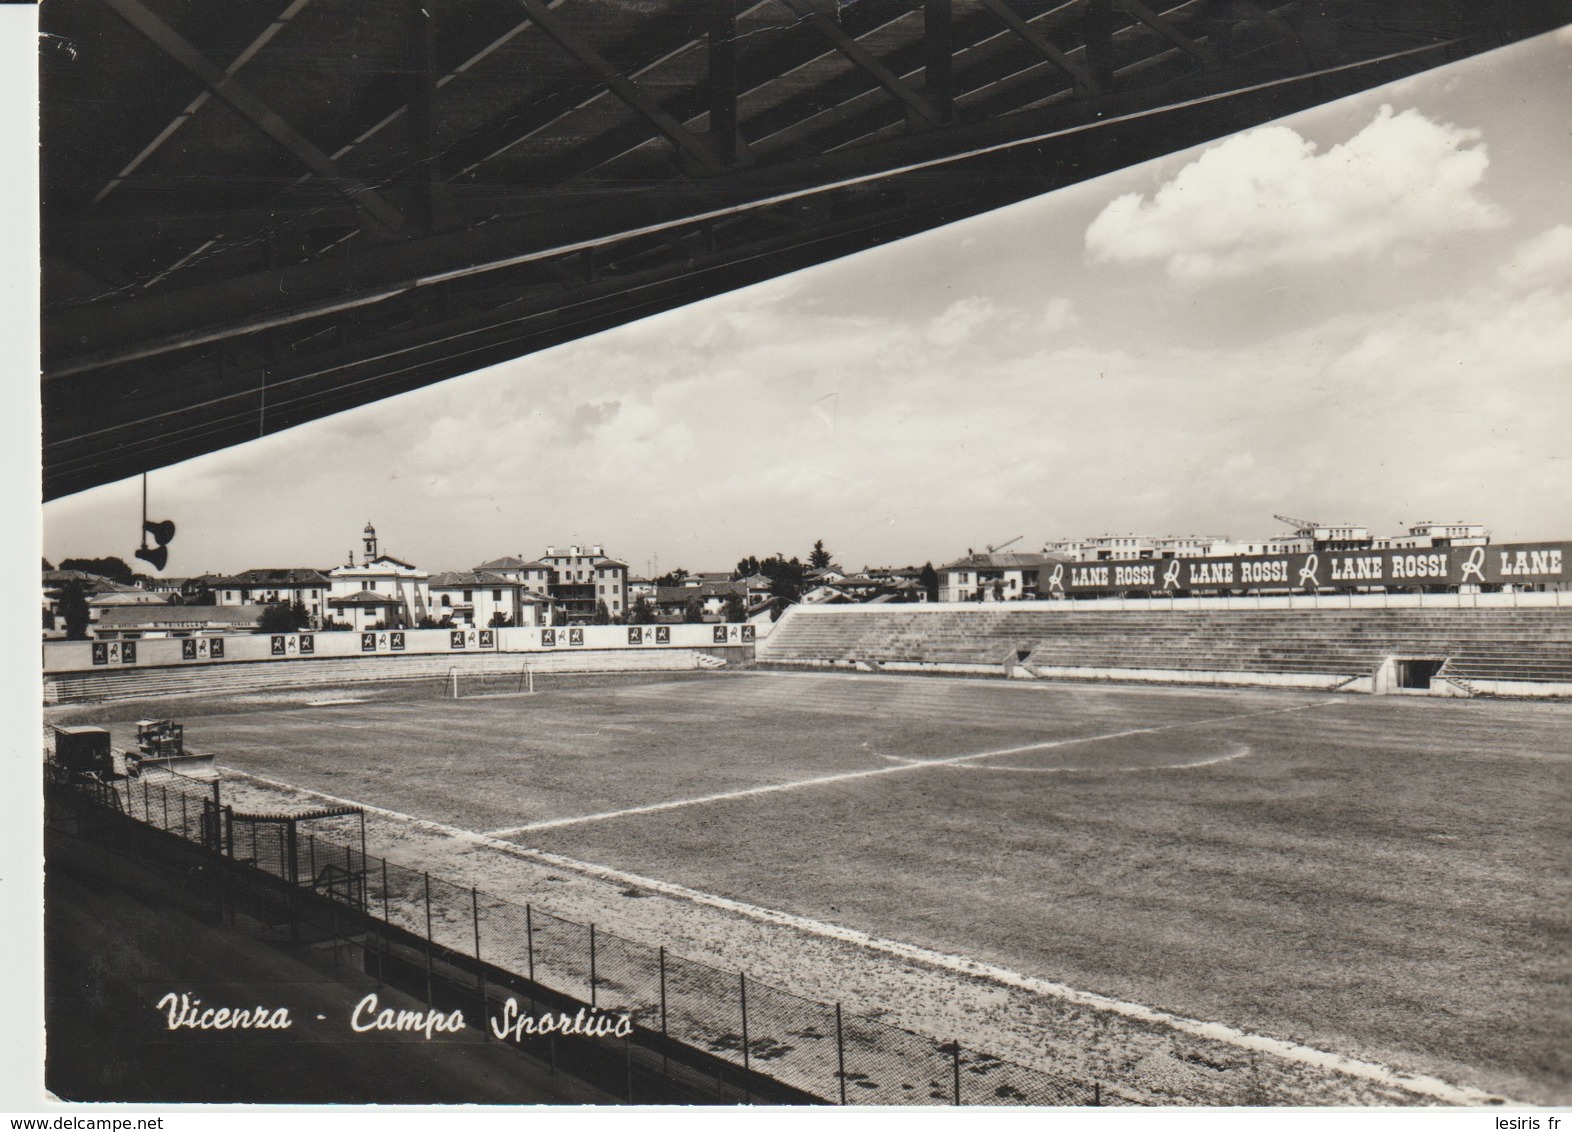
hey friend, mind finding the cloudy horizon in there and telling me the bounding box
[41,27,1572,579]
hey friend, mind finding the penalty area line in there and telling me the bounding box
[484,700,1339,837]
[214,765,1501,1107]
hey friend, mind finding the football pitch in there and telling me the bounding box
[64,670,1571,1103]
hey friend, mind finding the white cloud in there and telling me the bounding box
[926,296,997,347]
[1500,223,1572,289]
[1084,105,1507,282]
[1042,297,1076,334]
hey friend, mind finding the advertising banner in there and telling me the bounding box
[360,630,406,652]
[1038,541,1571,596]
[448,628,496,650]
[270,633,315,656]
[180,637,225,661]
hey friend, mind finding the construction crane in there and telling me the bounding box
[986,536,1023,554]
[1273,514,1322,534]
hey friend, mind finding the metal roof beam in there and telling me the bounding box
[976,0,1097,95]
[513,0,729,175]
[89,0,316,209]
[97,0,406,235]
[1115,0,1214,64]
[777,0,947,128]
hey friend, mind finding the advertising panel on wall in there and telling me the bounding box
[1037,541,1570,596]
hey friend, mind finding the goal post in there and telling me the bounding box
[449,662,533,699]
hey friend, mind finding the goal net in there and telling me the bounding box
[447,663,534,698]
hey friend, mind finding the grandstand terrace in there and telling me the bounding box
[757,597,1572,696]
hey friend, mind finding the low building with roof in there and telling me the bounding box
[92,603,267,640]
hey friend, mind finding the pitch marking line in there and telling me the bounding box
[881,743,1254,773]
[483,702,1337,837]
[216,763,1502,1106]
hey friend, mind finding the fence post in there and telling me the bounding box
[835,1003,846,1105]
[589,923,598,1007]
[1093,1081,1101,1106]
[423,872,434,1005]
[526,904,535,984]
[658,946,668,1037]
[471,886,486,1027]
[658,945,669,1077]
[161,785,168,830]
[739,973,750,1082]
[180,793,188,839]
[952,1041,961,1106]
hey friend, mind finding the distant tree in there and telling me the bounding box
[320,618,353,631]
[59,556,135,585]
[592,601,612,626]
[972,585,986,604]
[682,598,705,624]
[42,558,53,572]
[416,615,444,629]
[993,581,1005,602]
[60,581,91,640]
[258,603,306,633]
[629,595,657,625]
[489,611,514,628]
[655,568,690,587]
[722,593,747,623]
[919,562,940,602]
[733,556,761,580]
[809,540,832,570]
[289,598,310,628]
[176,580,215,606]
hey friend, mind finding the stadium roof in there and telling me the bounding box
[40,0,1570,500]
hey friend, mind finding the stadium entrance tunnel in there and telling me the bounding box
[1374,657,1460,695]
[1396,659,1447,690]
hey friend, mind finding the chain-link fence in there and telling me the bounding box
[52,765,1126,1106]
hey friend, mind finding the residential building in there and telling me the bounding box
[654,580,748,620]
[428,571,549,628]
[539,544,628,622]
[212,568,332,625]
[1373,522,1491,550]
[474,556,556,596]
[940,550,1057,602]
[326,522,431,630]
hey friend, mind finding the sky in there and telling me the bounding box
[40,26,1572,579]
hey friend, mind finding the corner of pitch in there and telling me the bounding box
[489,995,634,1042]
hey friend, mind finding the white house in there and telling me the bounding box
[428,571,549,627]
[939,550,1056,602]
[326,523,430,630]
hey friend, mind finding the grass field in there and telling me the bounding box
[52,670,1572,1104]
